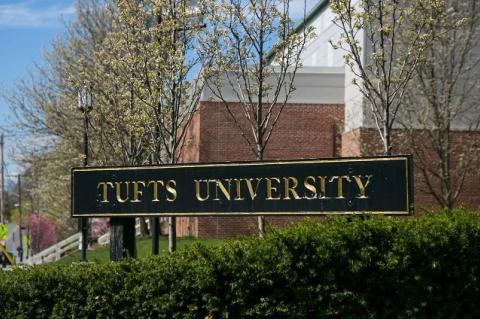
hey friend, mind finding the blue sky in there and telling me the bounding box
[0,0,75,178]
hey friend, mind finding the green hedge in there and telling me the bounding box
[1,211,480,318]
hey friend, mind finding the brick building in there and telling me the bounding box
[173,0,480,238]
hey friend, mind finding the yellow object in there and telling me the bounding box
[0,223,7,241]
[0,243,15,266]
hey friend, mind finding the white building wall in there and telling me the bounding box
[201,67,344,105]
[300,6,344,68]
[300,0,365,132]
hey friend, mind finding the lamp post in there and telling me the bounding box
[78,86,93,262]
[16,175,23,262]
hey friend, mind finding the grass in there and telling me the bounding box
[57,236,226,264]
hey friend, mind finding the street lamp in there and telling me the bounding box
[78,85,93,262]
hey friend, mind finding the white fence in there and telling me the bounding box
[26,232,81,265]
[25,218,153,265]
[98,231,110,246]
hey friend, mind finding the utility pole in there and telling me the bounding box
[0,134,4,224]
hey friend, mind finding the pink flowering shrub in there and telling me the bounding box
[89,218,109,242]
[27,214,58,253]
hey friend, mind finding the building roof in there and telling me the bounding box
[267,0,329,62]
[294,0,329,33]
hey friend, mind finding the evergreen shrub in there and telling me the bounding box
[1,210,479,318]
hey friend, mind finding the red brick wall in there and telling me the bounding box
[341,129,362,157]
[197,101,344,161]
[177,101,344,238]
[180,108,201,163]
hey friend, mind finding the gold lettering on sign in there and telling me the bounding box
[132,181,146,203]
[147,180,164,202]
[97,182,114,203]
[283,177,300,200]
[353,175,372,198]
[115,182,130,203]
[214,179,231,201]
[166,180,177,202]
[303,176,317,200]
[234,179,244,200]
[244,178,263,200]
[317,176,327,198]
[329,176,351,199]
[266,177,281,200]
[93,171,375,206]
[195,179,209,201]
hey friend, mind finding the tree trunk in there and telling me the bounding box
[168,217,176,252]
[442,125,453,209]
[257,148,266,237]
[110,218,136,261]
[139,217,149,238]
[257,216,265,237]
[383,109,392,156]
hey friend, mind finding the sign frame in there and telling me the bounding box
[71,155,414,217]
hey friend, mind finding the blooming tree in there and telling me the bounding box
[27,214,58,254]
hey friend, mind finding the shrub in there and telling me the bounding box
[1,210,479,318]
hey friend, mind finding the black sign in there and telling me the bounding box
[71,156,413,217]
